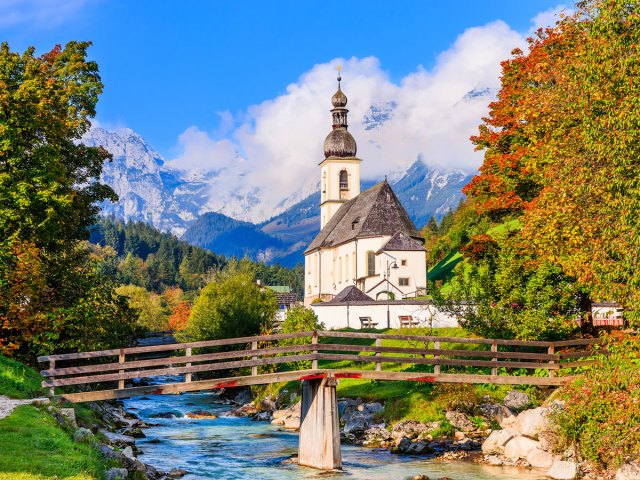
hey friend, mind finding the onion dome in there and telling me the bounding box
[323,73,357,158]
[331,77,348,108]
[324,128,357,158]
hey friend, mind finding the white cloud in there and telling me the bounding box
[0,0,91,28]
[168,8,559,222]
[530,4,571,33]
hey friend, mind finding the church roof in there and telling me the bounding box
[324,285,373,304]
[305,180,422,253]
[377,231,426,253]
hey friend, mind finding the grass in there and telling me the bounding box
[0,406,106,480]
[0,355,44,399]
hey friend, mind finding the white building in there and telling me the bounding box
[304,76,427,306]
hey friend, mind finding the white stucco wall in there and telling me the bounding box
[311,302,460,330]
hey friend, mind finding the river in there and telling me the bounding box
[123,392,548,480]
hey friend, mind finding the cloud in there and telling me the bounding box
[169,8,558,221]
[0,0,92,28]
[529,4,571,33]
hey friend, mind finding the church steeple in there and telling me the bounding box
[324,72,357,158]
[319,70,361,230]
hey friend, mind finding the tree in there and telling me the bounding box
[278,306,324,369]
[460,0,640,326]
[178,267,277,342]
[115,285,168,332]
[168,301,191,331]
[0,42,136,359]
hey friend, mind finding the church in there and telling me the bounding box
[304,76,427,306]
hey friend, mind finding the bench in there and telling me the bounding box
[359,316,378,329]
[398,315,419,328]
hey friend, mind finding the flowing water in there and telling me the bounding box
[124,392,548,480]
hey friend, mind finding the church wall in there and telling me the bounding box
[311,302,460,330]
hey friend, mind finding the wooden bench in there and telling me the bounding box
[398,315,419,328]
[359,317,378,329]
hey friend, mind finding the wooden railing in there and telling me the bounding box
[38,331,606,402]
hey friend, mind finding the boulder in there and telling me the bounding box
[616,462,640,480]
[514,407,549,439]
[106,468,128,480]
[391,437,412,454]
[283,415,301,430]
[503,391,532,411]
[475,403,514,424]
[121,446,135,459]
[73,428,96,445]
[391,420,429,440]
[60,408,77,428]
[538,430,561,452]
[167,468,188,478]
[185,410,217,419]
[99,429,135,447]
[445,411,475,432]
[547,460,579,479]
[229,403,258,417]
[503,435,540,460]
[526,448,554,469]
[233,389,253,406]
[341,402,384,438]
[362,426,392,448]
[482,429,515,454]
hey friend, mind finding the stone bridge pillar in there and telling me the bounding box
[298,375,341,470]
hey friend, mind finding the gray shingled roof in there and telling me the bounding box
[377,231,426,253]
[323,285,373,304]
[305,181,422,253]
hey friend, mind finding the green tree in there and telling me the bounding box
[278,306,324,370]
[0,42,136,359]
[178,267,277,342]
[115,285,168,332]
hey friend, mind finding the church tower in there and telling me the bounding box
[319,73,361,230]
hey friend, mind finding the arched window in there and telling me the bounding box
[338,257,342,283]
[339,169,348,190]
[367,251,375,276]
[345,254,349,282]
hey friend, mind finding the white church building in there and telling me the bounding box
[304,75,428,307]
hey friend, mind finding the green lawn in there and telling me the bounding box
[0,355,44,399]
[0,406,106,480]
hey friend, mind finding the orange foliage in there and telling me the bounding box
[168,301,191,331]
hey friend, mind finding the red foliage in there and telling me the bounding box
[459,234,499,262]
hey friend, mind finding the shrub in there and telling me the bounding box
[553,335,640,469]
[278,307,324,370]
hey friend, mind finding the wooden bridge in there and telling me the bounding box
[38,331,603,470]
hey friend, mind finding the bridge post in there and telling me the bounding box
[298,374,341,470]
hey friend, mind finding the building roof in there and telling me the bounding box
[267,285,291,293]
[377,231,426,253]
[323,285,373,304]
[305,180,422,253]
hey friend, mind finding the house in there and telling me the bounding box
[304,75,427,306]
[266,285,298,325]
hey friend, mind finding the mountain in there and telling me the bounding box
[83,127,209,236]
[87,127,474,266]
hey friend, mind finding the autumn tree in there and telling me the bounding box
[0,42,136,358]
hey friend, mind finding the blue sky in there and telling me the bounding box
[3,1,562,154]
[2,1,568,220]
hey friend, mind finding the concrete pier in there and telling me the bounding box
[298,375,342,470]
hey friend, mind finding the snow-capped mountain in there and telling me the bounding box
[85,126,475,265]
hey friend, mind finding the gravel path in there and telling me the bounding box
[0,395,49,420]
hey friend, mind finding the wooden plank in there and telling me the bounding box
[318,353,559,370]
[41,344,315,377]
[312,331,318,370]
[317,343,557,360]
[56,369,329,403]
[38,331,316,362]
[433,340,440,375]
[118,350,125,389]
[375,338,381,372]
[56,368,571,403]
[552,338,604,347]
[548,345,555,378]
[185,347,192,383]
[491,340,497,376]
[251,342,258,377]
[557,350,602,360]
[43,354,317,387]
